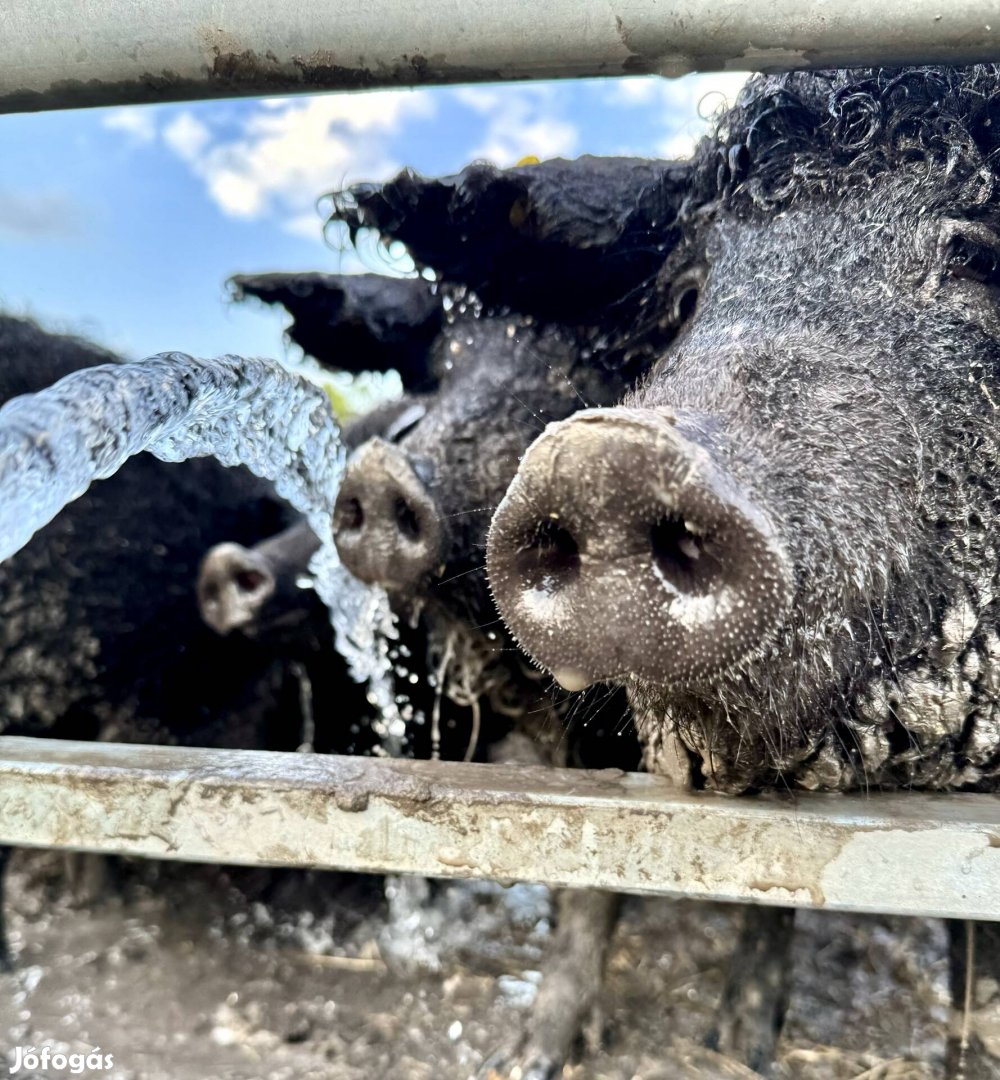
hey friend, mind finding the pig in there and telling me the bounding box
[195,395,457,761]
[487,65,1000,1077]
[224,154,694,1077]
[0,313,365,968]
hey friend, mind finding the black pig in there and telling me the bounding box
[488,66,1000,1077]
[195,396,432,759]
[229,154,693,1078]
[0,314,361,968]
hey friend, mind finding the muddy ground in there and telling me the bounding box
[0,850,947,1079]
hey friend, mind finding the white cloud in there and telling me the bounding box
[658,129,701,160]
[665,72,749,120]
[153,89,436,232]
[609,73,748,115]
[602,72,750,160]
[102,107,157,144]
[455,86,579,167]
[162,112,211,161]
[604,78,661,106]
[451,86,504,113]
[99,75,750,242]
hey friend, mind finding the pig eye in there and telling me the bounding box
[659,270,702,345]
[943,227,1000,289]
[671,283,700,325]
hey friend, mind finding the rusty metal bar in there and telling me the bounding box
[3,1,1000,114]
[1,735,999,919]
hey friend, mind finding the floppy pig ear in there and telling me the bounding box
[329,157,692,320]
[229,272,443,392]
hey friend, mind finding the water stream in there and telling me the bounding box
[0,352,400,721]
[0,349,533,970]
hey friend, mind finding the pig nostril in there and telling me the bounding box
[334,438,443,588]
[649,514,717,594]
[235,568,267,594]
[516,518,580,594]
[394,496,421,541]
[341,497,364,531]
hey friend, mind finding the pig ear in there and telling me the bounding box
[229,272,443,392]
[329,157,692,319]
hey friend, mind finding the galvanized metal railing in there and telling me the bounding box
[2,1,1000,113]
[1,736,999,919]
[3,1,1000,918]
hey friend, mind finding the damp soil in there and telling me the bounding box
[0,850,947,1079]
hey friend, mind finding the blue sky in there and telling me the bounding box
[0,74,746,364]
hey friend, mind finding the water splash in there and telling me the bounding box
[311,541,403,753]
[0,352,399,708]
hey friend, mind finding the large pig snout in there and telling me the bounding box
[486,408,793,690]
[333,437,443,591]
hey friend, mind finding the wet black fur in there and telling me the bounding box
[615,67,1000,797]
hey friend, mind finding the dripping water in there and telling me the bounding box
[0,352,402,738]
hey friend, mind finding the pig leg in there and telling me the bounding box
[946,920,1000,1079]
[0,846,12,971]
[482,889,621,1080]
[705,905,795,1075]
[65,852,113,906]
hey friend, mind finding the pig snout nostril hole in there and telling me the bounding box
[235,569,267,595]
[515,518,580,594]
[394,497,421,542]
[341,497,364,531]
[649,515,716,594]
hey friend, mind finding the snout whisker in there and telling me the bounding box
[435,563,487,587]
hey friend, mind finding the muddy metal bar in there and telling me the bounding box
[2,736,1000,920]
[3,2,1000,114]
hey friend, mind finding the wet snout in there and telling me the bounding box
[333,437,442,590]
[486,407,792,690]
[198,542,276,636]
[198,520,320,637]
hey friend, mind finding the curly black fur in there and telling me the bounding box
[609,67,1000,797]
[693,65,1000,215]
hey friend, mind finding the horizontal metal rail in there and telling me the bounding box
[2,735,1000,920]
[3,2,1000,114]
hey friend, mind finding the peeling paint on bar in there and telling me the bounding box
[3,1,1000,113]
[1,736,999,919]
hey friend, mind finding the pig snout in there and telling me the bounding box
[197,542,275,636]
[198,520,321,637]
[486,407,793,691]
[333,437,442,590]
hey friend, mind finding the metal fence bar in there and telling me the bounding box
[3,1,1000,114]
[2,735,999,919]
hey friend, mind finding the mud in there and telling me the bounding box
[0,848,949,1078]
